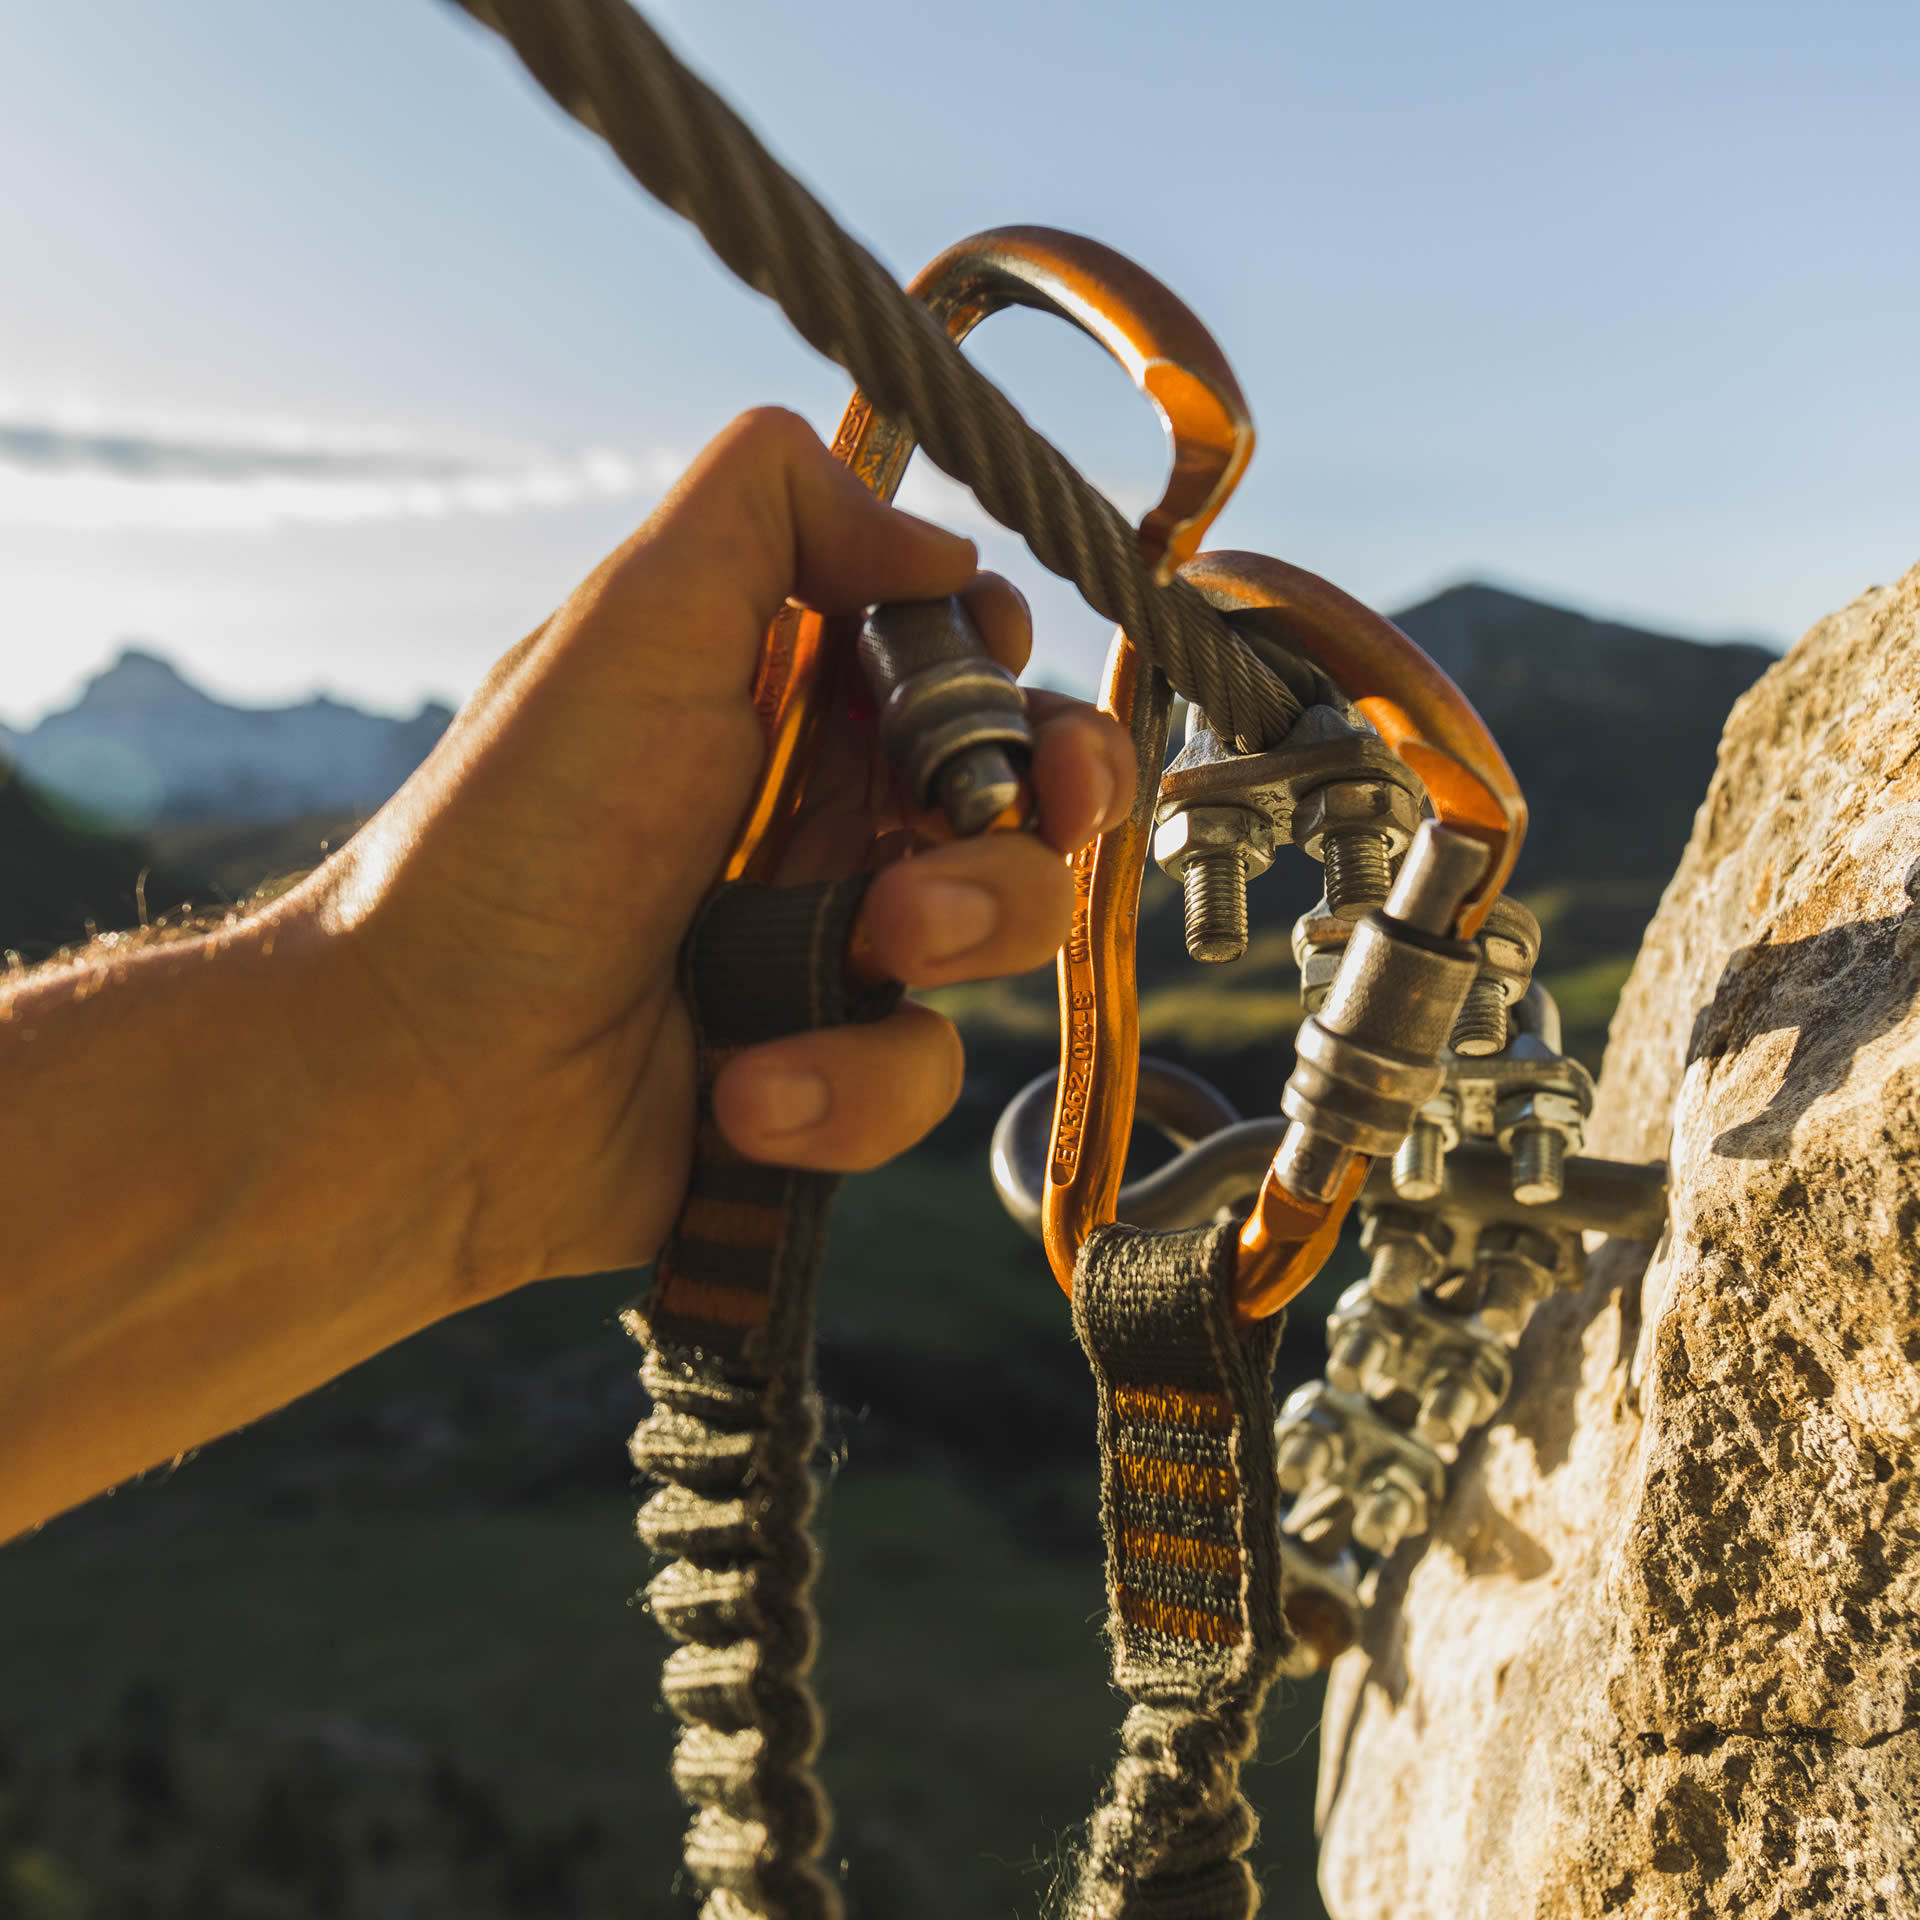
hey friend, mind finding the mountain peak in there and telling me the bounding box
[1391,580,1778,657]
[11,647,454,828]
[78,646,211,712]
[1397,580,1566,622]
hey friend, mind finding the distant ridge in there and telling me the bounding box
[1389,583,1775,893]
[0,648,452,829]
[1,591,1778,1056]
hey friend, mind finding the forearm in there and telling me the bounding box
[0,905,471,1539]
[0,414,1131,1545]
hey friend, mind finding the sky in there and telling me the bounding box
[1,0,1915,727]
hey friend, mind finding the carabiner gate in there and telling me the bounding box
[705,222,1527,1336]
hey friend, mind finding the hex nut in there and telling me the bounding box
[1476,896,1543,1003]
[1473,1220,1563,1337]
[1476,1221,1561,1273]
[1414,1091,1463,1150]
[1290,896,1352,1012]
[1275,1424,1335,1494]
[1300,951,1343,1013]
[1152,804,1275,880]
[1292,780,1422,862]
[1359,1206,1454,1266]
[1326,1279,1448,1394]
[1358,1209,1453,1304]
[1494,1086,1589,1152]
[1351,1459,1431,1554]
[1290,897,1349,966]
[1481,937,1533,974]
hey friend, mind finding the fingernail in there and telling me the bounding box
[890,505,976,561]
[745,1068,830,1137]
[918,877,1000,961]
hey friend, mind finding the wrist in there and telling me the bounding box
[245,886,492,1316]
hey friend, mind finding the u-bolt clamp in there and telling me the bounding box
[712,223,1254,901]
[1044,552,1528,1321]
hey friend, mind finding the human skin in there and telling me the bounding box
[0,409,1135,1543]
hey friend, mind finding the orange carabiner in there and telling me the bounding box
[719,225,1254,889]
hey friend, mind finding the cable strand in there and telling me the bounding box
[447,0,1303,747]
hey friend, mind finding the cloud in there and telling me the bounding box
[0,400,679,533]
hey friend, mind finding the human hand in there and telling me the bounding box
[300,409,1134,1306]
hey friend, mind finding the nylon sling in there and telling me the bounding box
[628,879,1295,1919]
[1068,1221,1292,1918]
[628,876,898,1920]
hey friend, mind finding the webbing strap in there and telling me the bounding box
[629,876,897,1920]
[1069,1220,1293,1919]
[629,882,1290,1917]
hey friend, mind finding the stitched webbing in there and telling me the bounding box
[1068,1221,1293,1919]
[629,877,897,1920]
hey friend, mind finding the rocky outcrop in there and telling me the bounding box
[1315,565,1920,1917]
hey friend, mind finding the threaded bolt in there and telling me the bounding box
[1321,830,1393,920]
[1416,1374,1481,1451]
[1367,1238,1431,1306]
[1275,1426,1333,1493]
[1450,973,1509,1056]
[1182,850,1250,962]
[1391,1119,1450,1203]
[1510,1125,1568,1205]
[1352,1479,1418,1555]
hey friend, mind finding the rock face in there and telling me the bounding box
[1315,564,1920,1917]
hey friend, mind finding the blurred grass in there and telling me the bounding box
[1538,951,1638,1072]
[0,1470,1329,1919]
[820,1151,1063,1346]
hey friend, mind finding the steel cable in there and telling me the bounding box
[447,0,1304,748]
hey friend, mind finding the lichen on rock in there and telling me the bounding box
[1315,564,1920,1918]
